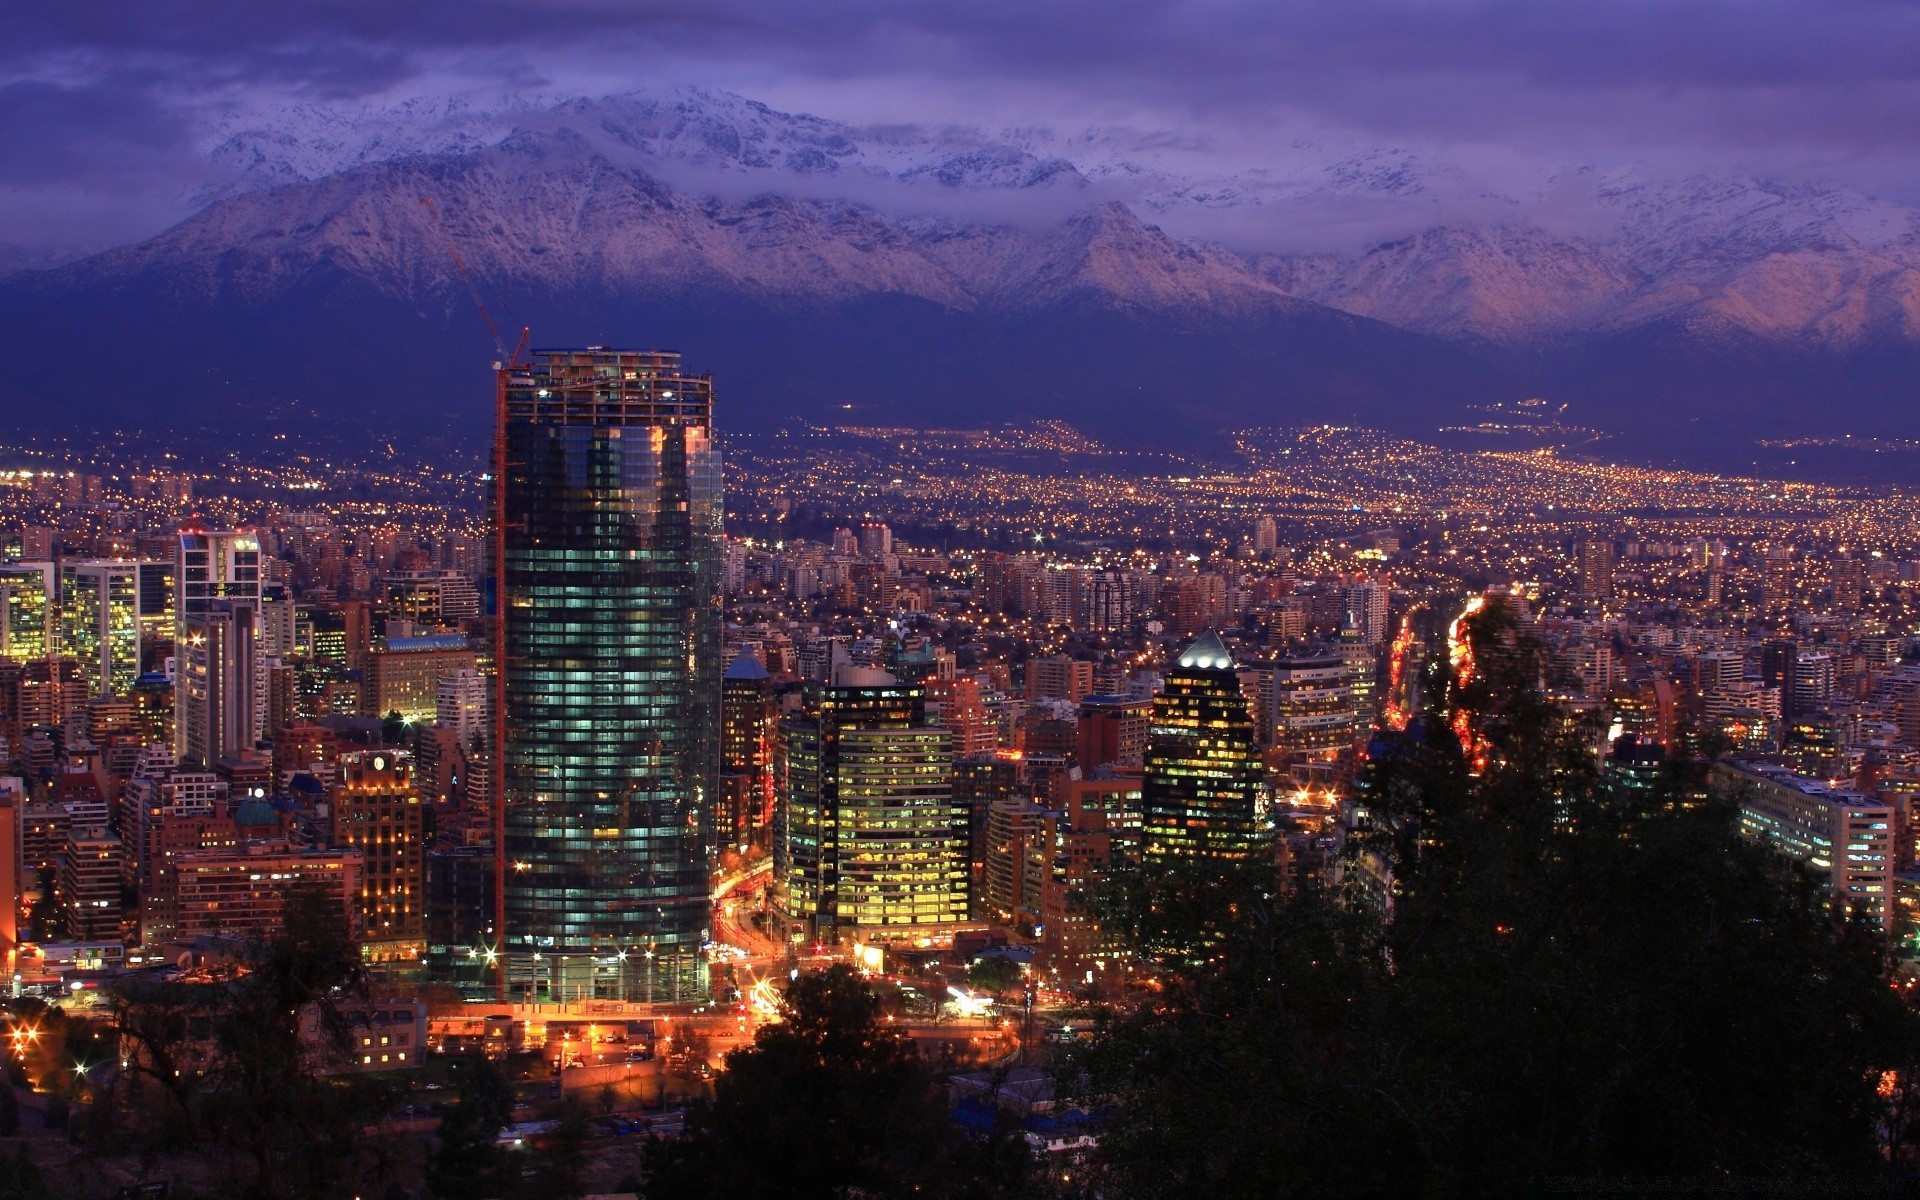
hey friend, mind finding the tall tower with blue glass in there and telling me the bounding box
[497,348,722,1002]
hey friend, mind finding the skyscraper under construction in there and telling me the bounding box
[496,348,722,1002]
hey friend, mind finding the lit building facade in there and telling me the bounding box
[776,674,967,941]
[1719,760,1894,932]
[335,752,427,961]
[1142,632,1264,860]
[499,348,721,1002]
[59,560,147,698]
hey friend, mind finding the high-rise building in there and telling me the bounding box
[775,672,967,941]
[0,563,54,662]
[59,824,126,943]
[59,560,148,698]
[1025,655,1094,703]
[1253,515,1279,556]
[1341,580,1390,647]
[176,529,262,629]
[498,348,721,1002]
[720,651,776,849]
[1789,652,1836,719]
[175,530,263,759]
[1270,651,1357,759]
[178,599,265,768]
[335,751,427,962]
[436,668,489,745]
[1720,761,1893,932]
[1076,694,1151,770]
[1575,539,1616,601]
[380,570,482,628]
[1142,632,1264,860]
[857,522,893,558]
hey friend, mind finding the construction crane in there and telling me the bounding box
[419,195,528,368]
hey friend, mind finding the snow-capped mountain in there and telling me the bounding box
[177,87,1920,347]
[4,85,1920,472]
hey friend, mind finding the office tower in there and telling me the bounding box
[1025,655,1094,702]
[363,633,476,724]
[1789,652,1835,719]
[1081,570,1139,633]
[0,563,54,661]
[381,570,482,629]
[775,672,967,941]
[498,348,721,1002]
[1271,651,1357,759]
[1720,761,1892,931]
[857,521,893,558]
[135,561,174,646]
[1076,694,1152,770]
[175,530,263,758]
[178,600,264,767]
[1575,539,1616,600]
[1341,579,1390,647]
[60,824,126,942]
[59,560,145,698]
[720,651,775,849]
[436,668,490,744]
[1253,515,1279,556]
[1142,632,1264,860]
[335,751,427,962]
[176,528,262,629]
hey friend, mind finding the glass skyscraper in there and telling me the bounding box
[774,671,967,943]
[1142,631,1264,860]
[497,348,722,1002]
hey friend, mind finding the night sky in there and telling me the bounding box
[6,1,1920,252]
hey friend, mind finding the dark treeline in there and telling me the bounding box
[1074,605,1920,1197]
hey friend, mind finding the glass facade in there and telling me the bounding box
[500,348,721,1002]
[60,561,145,697]
[0,563,53,662]
[775,683,967,940]
[1142,632,1265,860]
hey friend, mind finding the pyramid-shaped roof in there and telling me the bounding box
[724,651,770,681]
[1175,630,1236,671]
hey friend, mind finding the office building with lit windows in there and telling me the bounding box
[1718,760,1893,932]
[335,751,427,962]
[1142,631,1264,860]
[0,563,54,662]
[59,560,149,698]
[775,669,968,942]
[175,530,263,759]
[498,348,721,1002]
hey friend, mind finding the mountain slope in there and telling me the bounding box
[3,89,1920,476]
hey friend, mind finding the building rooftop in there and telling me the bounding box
[723,651,769,681]
[1174,630,1235,672]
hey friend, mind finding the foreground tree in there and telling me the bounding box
[427,1052,519,1199]
[1074,606,1918,1196]
[644,964,1031,1199]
